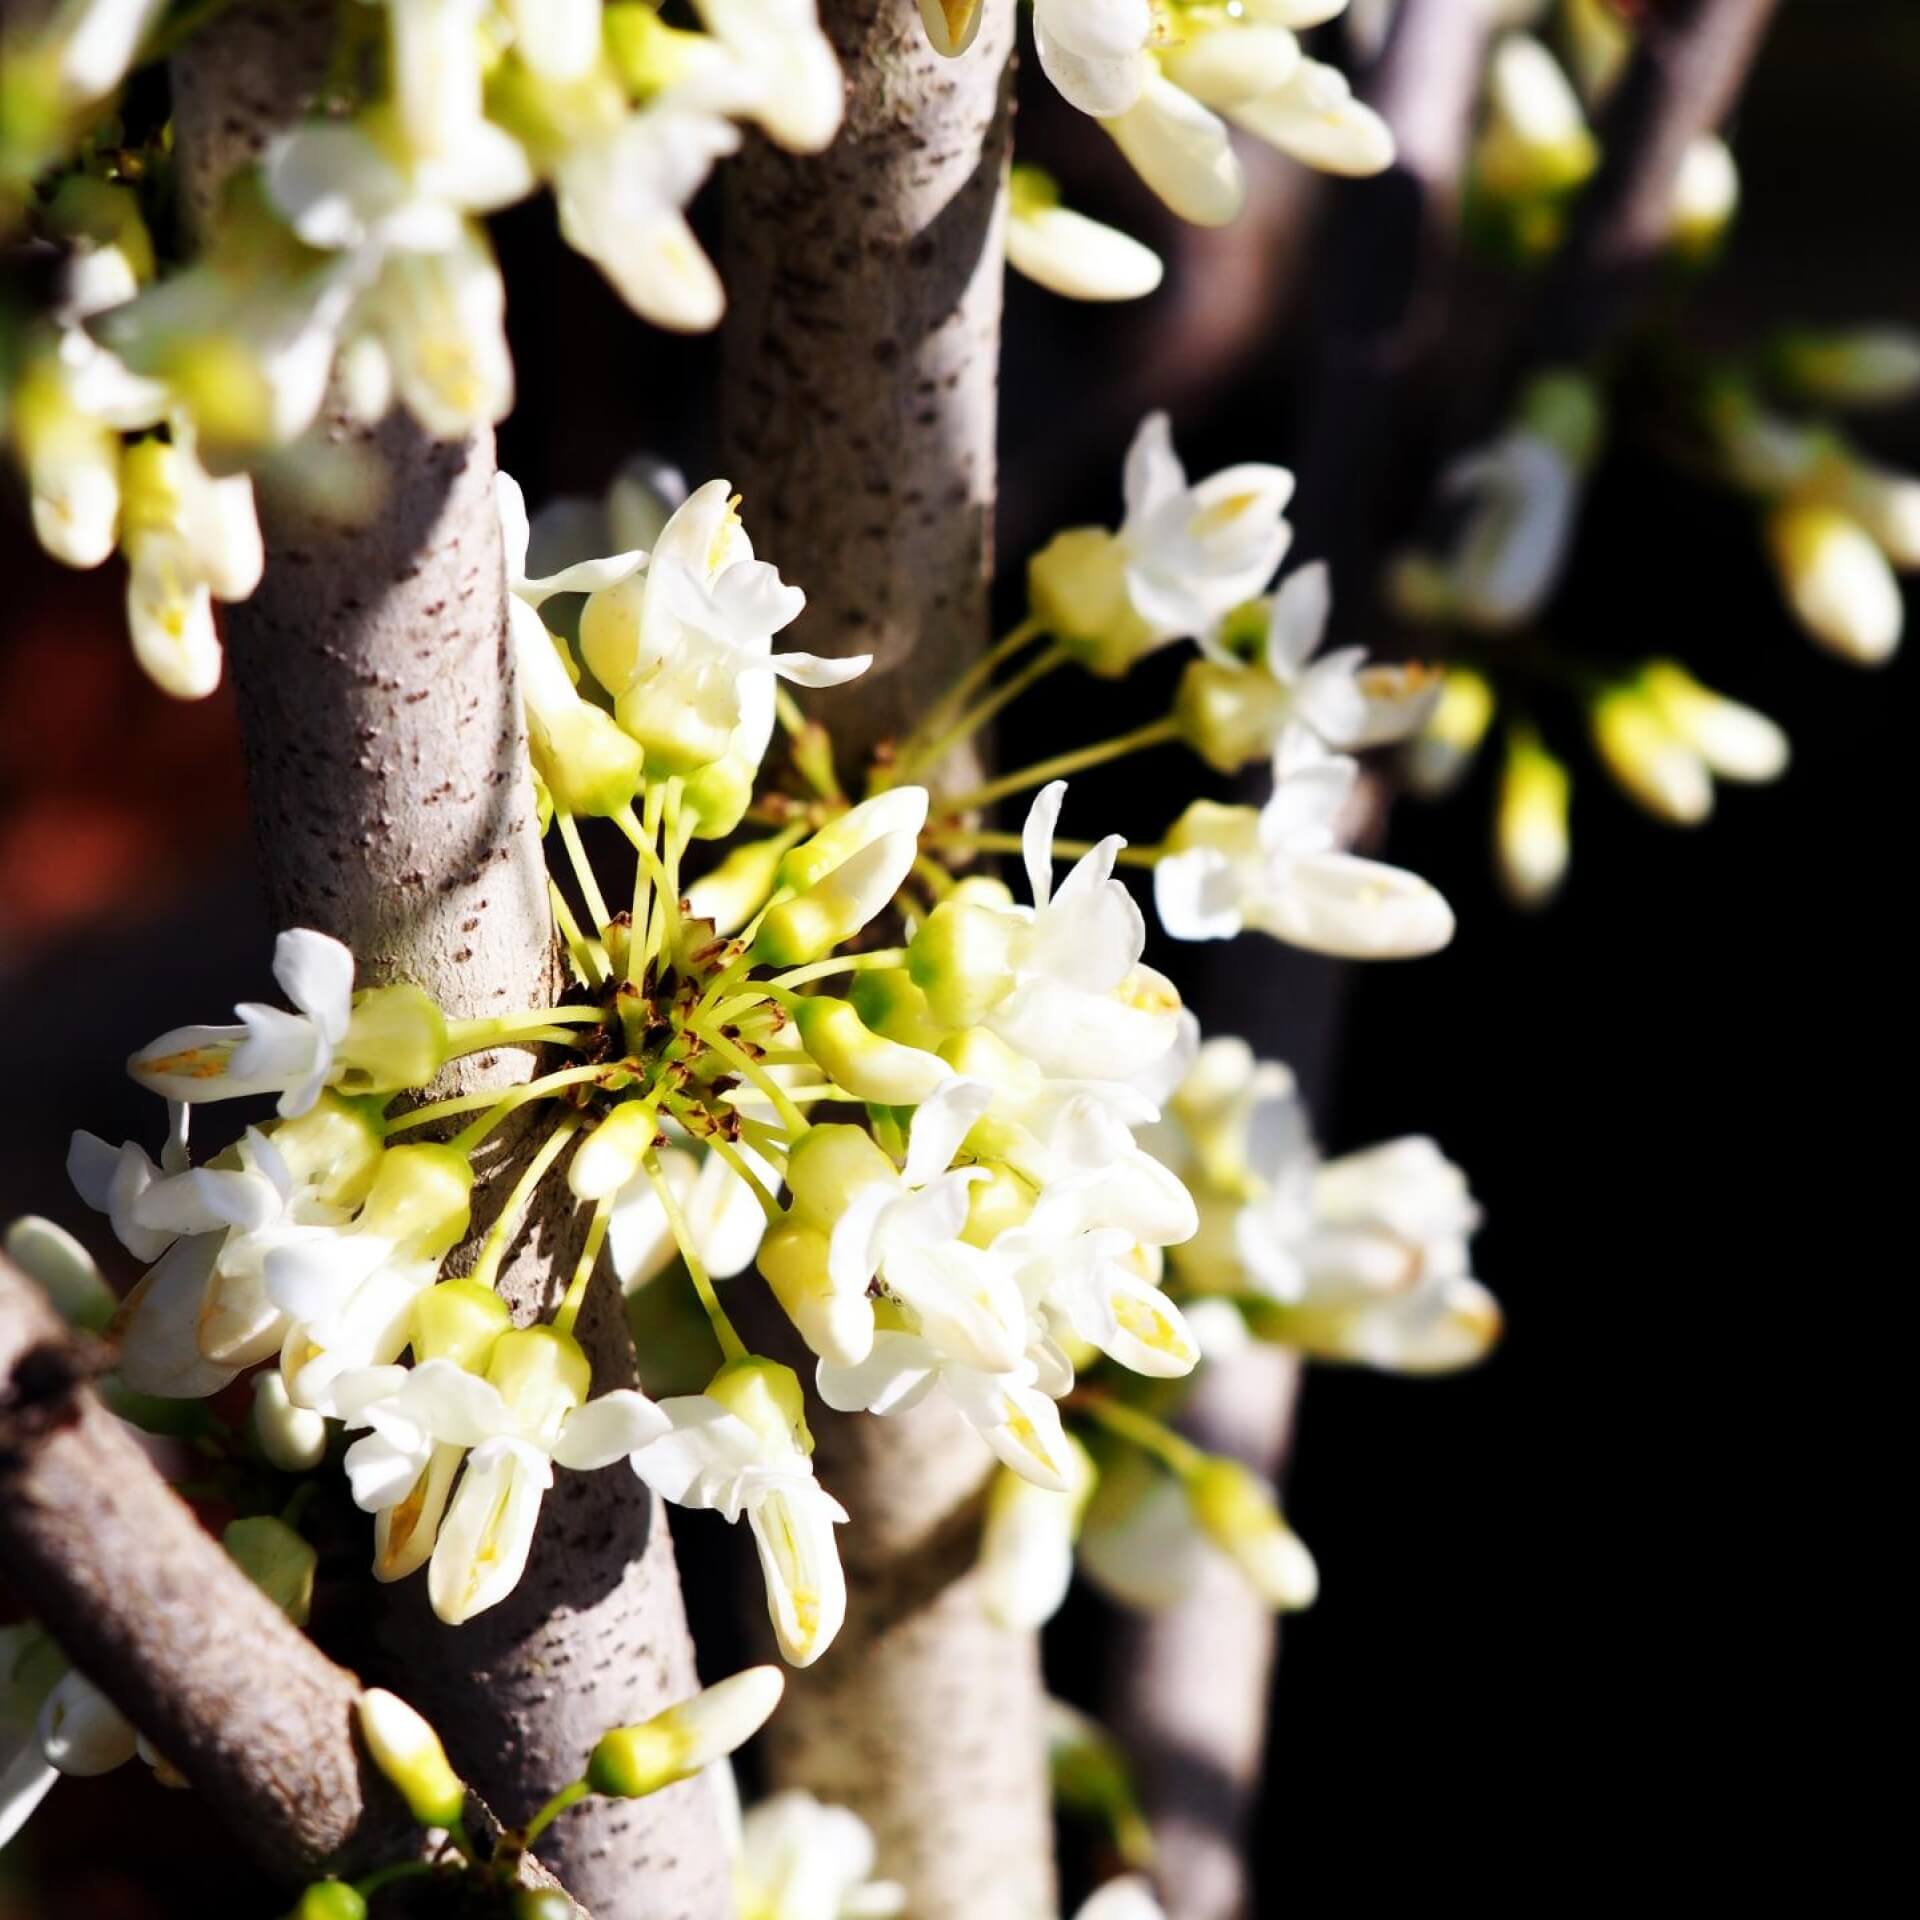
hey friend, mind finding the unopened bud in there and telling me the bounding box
[251,1370,329,1474]
[686,833,797,936]
[356,1689,466,1829]
[1183,1458,1319,1610]
[1589,687,1710,826]
[356,1145,474,1261]
[570,1102,660,1202]
[587,1666,785,1799]
[908,900,1018,1027]
[4,1214,115,1332]
[757,1215,872,1367]
[1404,669,1494,798]
[291,1883,367,1920]
[411,1277,513,1371]
[1495,729,1571,908]
[1639,662,1788,783]
[1766,500,1903,666]
[791,996,950,1105]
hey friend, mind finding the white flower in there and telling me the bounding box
[630,1363,849,1666]
[1157,727,1455,958]
[1104,66,1246,229]
[66,1130,175,1262]
[429,1330,669,1624]
[556,102,739,332]
[980,781,1183,1081]
[1030,413,1293,673]
[736,1789,906,1920]
[129,928,353,1117]
[693,0,846,155]
[1159,18,1303,111]
[976,1437,1096,1631]
[332,1359,511,1512]
[1766,501,1903,665]
[580,478,862,774]
[117,432,264,699]
[1033,0,1153,120]
[1076,1877,1170,1920]
[1226,56,1395,177]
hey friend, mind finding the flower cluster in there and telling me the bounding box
[44,428,1468,1696]
[3,0,841,698]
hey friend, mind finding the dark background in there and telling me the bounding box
[2,3,1910,1911]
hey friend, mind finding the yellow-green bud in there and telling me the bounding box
[1028,527,1154,677]
[340,984,450,1095]
[791,996,950,1105]
[686,833,797,936]
[756,1215,872,1367]
[783,1124,895,1225]
[531,702,647,819]
[681,748,756,840]
[1183,1458,1318,1610]
[778,791,924,894]
[908,900,1017,1028]
[1173,658,1290,775]
[615,678,733,777]
[487,1326,592,1428]
[356,1689,466,1829]
[706,1356,811,1456]
[1494,727,1571,909]
[411,1278,513,1371]
[1517,371,1605,472]
[251,1370,329,1474]
[570,1102,660,1202]
[586,1666,785,1799]
[849,967,950,1052]
[356,1145,474,1261]
[271,1094,385,1210]
[292,1883,367,1920]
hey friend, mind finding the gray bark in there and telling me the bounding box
[720,6,1051,1913]
[170,11,729,1913]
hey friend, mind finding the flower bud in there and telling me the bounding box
[1006,167,1164,303]
[356,1145,474,1261]
[271,1094,386,1210]
[1476,35,1597,201]
[1183,1458,1318,1610]
[1517,370,1605,472]
[9,357,121,570]
[339,985,450,1095]
[1668,134,1738,260]
[570,1101,661,1202]
[1813,456,1920,569]
[511,1894,577,1920]
[1404,669,1494,797]
[848,966,950,1053]
[411,1277,514,1370]
[1639,662,1788,783]
[224,1514,318,1625]
[757,1215,872,1366]
[978,1438,1097,1631]
[292,1884,367,1920]
[750,828,920,968]
[1588,688,1710,826]
[686,832,798,935]
[356,1689,466,1829]
[783,1124,896,1225]
[541,702,650,819]
[791,996,950,1105]
[586,1666,785,1799]
[907,900,1017,1027]
[1495,729,1571,909]
[1766,500,1903,665]
[1772,326,1920,409]
[1173,657,1291,774]
[779,789,929,894]
[681,746,756,841]
[252,1370,329,1474]
[488,1326,591,1429]
[4,1214,116,1332]
[1161,23,1303,109]
[1028,527,1152,677]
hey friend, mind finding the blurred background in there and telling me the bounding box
[2,1,1910,1911]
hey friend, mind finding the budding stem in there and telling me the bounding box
[940,717,1181,814]
[1074,1390,1207,1479]
[892,643,1067,785]
[693,1020,811,1137]
[644,1147,748,1364]
[553,1193,615,1337]
[468,1116,584,1293]
[888,614,1049,779]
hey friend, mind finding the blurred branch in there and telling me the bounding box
[0,1254,411,1884]
[1533,0,1782,364]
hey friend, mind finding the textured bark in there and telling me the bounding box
[1534,0,1782,363]
[0,1256,413,1882]
[719,0,1017,774]
[171,13,728,1914]
[720,9,1047,1911]
[767,1390,1055,1920]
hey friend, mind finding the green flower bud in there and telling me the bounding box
[411,1278,513,1371]
[907,900,1017,1028]
[356,1145,474,1261]
[291,1882,367,1920]
[532,702,648,820]
[251,1370,329,1475]
[1028,527,1154,677]
[569,1102,660,1203]
[339,984,450,1095]
[849,967,950,1053]
[355,1688,466,1828]
[4,1214,115,1332]
[706,1356,811,1456]
[1183,1458,1318,1611]
[756,1215,872,1367]
[488,1326,592,1428]
[271,1094,386,1210]
[1172,657,1290,775]
[587,1666,785,1799]
[791,996,950,1106]
[783,1124,895,1225]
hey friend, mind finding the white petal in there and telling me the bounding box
[902,1078,996,1190]
[748,1484,847,1666]
[553,1389,672,1470]
[1106,73,1246,229]
[1021,779,1067,910]
[815,1331,938,1416]
[1250,850,1456,959]
[1006,202,1163,302]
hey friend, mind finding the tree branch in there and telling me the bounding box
[0,1254,411,1883]
[719,6,1053,1913]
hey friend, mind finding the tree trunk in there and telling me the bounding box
[720,6,1050,1915]
[171,13,729,1914]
